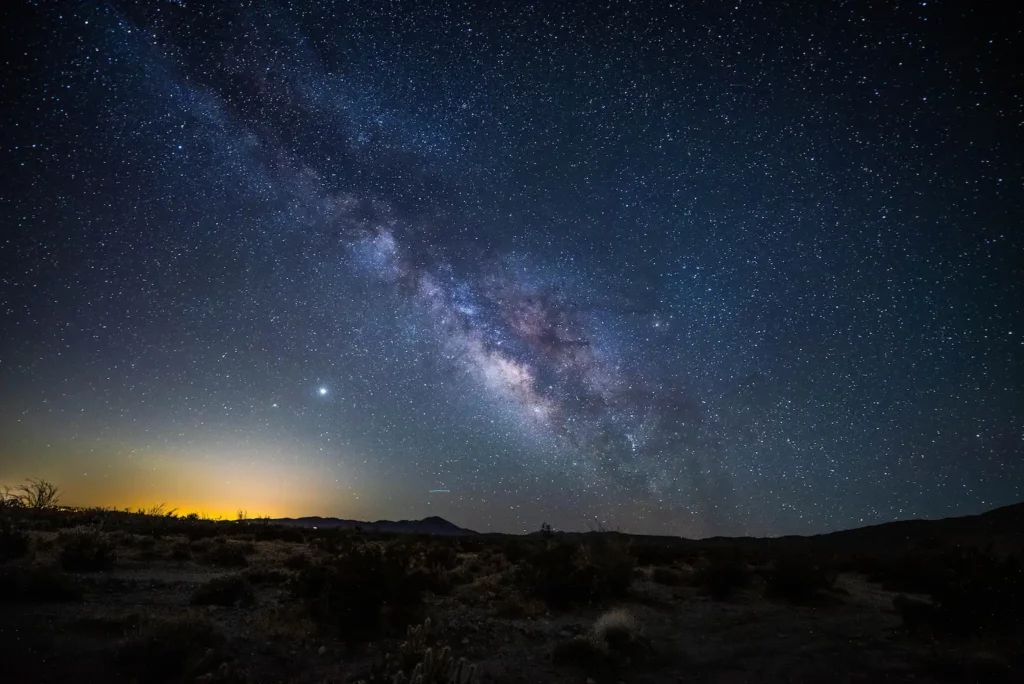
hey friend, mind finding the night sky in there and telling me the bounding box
[1,1,1021,536]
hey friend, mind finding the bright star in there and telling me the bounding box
[318,387,328,396]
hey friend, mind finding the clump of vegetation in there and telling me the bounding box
[520,535,635,608]
[0,561,81,603]
[361,618,477,684]
[201,540,253,568]
[553,609,646,674]
[170,539,192,560]
[191,574,256,607]
[694,553,752,600]
[651,566,685,586]
[894,549,1024,637]
[2,478,62,509]
[762,554,838,604]
[243,566,288,585]
[58,526,116,571]
[0,517,30,561]
[292,543,422,639]
[117,614,233,683]
[282,551,311,571]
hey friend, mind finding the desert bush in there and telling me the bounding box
[553,609,646,673]
[191,574,256,606]
[291,544,422,638]
[893,594,937,634]
[762,554,837,603]
[594,608,642,651]
[0,517,30,561]
[243,566,288,585]
[552,634,608,667]
[283,551,311,571]
[201,541,252,568]
[171,539,192,560]
[695,553,752,600]
[651,566,684,586]
[363,618,476,684]
[58,526,116,571]
[423,542,459,570]
[6,478,61,509]
[0,561,80,603]
[926,550,1023,636]
[117,614,230,683]
[521,535,635,608]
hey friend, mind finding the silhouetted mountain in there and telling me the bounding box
[527,501,1024,555]
[267,514,477,536]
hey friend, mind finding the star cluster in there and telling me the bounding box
[1,1,1021,535]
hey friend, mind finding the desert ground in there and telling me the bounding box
[1,496,1021,684]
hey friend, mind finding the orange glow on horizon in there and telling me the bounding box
[1,438,366,522]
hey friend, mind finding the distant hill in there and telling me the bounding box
[267,515,477,536]
[807,501,1024,554]
[524,501,1024,555]
[265,501,1024,549]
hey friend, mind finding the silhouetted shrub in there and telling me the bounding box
[58,526,116,571]
[291,544,422,638]
[651,567,684,586]
[893,594,937,634]
[695,554,751,600]
[191,574,256,606]
[423,542,459,570]
[0,518,30,561]
[928,550,1023,636]
[283,552,312,571]
[552,609,647,674]
[201,541,251,568]
[243,566,288,585]
[170,539,192,560]
[117,615,229,683]
[520,535,635,608]
[0,562,81,603]
[763,554,837,603]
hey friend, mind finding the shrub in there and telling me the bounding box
[243,566,288,585]
[594,609,642,651]
[553,610,646,673]
[423,542,459,570]
[283,552,311,571]
[893,594,937,634]
[191,574,256,607]
[762,554,837,603]
[0,518,30,561]
[0,562,81,603]
[651,567,684,586]
[552,634,608,667]
[201,542,251,568]
[117,615,229,683]
[291,544,422,638]
[58,526,116,571]
[926,550,1023,636]
[171,540,192,560]
[695,554,751,600]
[364,619,477,684]
[521,535,635,608]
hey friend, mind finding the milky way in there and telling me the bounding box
[1,1,1021,535]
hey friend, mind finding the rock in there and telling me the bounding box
[461,636,470,644]
[318,646,327,656]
